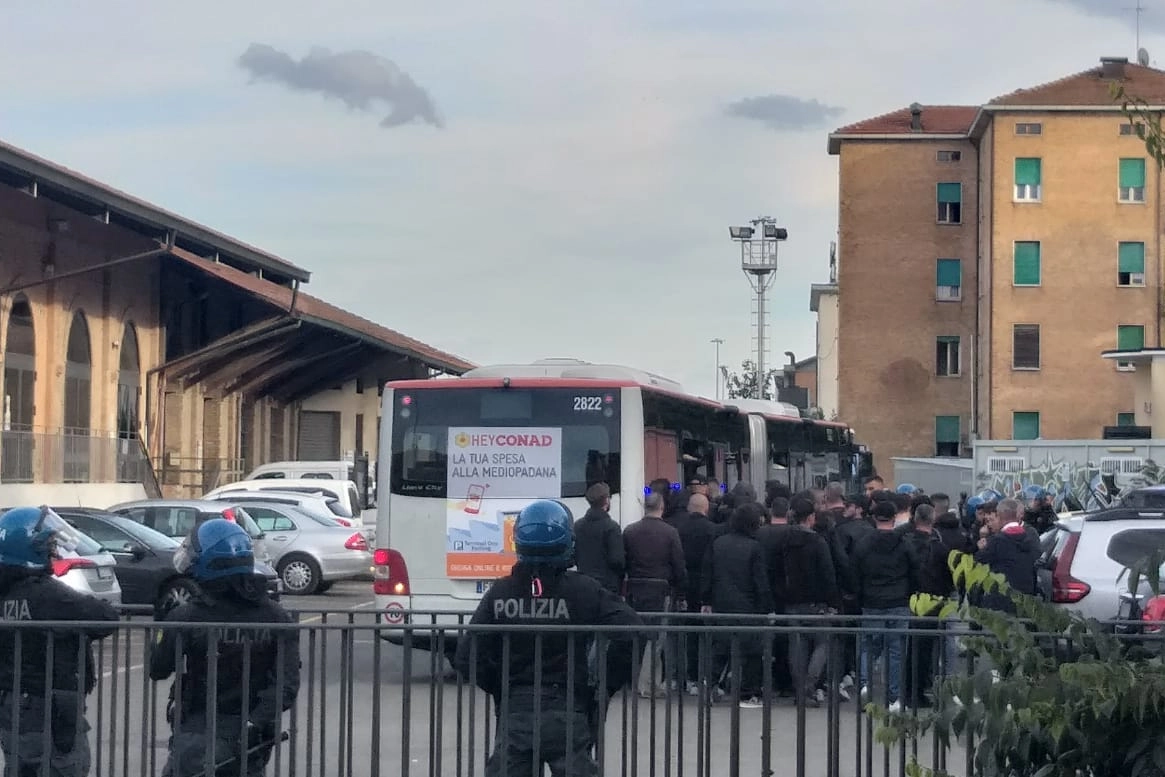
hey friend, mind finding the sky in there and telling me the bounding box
[1,0,1159,399]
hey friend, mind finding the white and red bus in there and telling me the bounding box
[373,359,868,650]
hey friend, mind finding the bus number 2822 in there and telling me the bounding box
[573,396,603,412]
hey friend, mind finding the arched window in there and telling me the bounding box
[117,322,141,439]
[1,295,35,482]
[63,311,92,482]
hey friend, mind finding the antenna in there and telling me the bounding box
[1126,0,1147,54]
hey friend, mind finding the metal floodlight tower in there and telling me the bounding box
[728,217,788,399]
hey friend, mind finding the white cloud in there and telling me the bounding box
[0,0,1154,397]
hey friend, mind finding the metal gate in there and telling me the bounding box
[297,410,341,460]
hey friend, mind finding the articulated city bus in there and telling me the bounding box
[373,359,868,648]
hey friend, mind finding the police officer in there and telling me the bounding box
[151,519,300,777]
[0,505,119,777]
[455,500,642,777]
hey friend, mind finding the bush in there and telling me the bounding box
[872,552,1165,777]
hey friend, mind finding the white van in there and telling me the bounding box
[205,478,364,527]
[245,460,375,508]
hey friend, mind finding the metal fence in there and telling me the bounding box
[0,610,1146,777]
[0,428,151,485]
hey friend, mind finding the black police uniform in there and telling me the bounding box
[150,590,301,777]
[0,570,119,777]
[456,564,642,777]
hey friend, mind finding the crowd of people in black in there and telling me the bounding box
[572,474,1045,713]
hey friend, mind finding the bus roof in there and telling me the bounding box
[388,358,687,393]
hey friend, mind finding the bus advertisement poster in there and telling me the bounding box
[444,426,563,578]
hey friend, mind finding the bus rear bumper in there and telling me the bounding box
[373,594,472,656]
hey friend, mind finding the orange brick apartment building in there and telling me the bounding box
[828,56,1165,479]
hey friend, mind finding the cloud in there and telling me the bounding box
[724,94,844,131]
[237,43,443,129]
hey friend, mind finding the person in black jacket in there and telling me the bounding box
[152,519,300,777]
[573,482,625,595]
[975,498,1039,614]
[851,500,919,711]
[0,506,119,777]
[782,508,841,706]
[898,505,952,705]
[831,494,874,693]
[701,501,775,708]
[456,500,642,776]
[756,497,795,696]
[672,493,721,692]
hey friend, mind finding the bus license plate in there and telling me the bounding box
[475,580,492,594]
[96,567,113,580]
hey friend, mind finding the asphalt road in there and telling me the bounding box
[74,584,969,777]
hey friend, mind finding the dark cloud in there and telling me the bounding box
[237,43,443,129]
[724,94,844,131]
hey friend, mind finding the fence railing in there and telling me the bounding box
[0,428,150,485]
[0,611,1155,777]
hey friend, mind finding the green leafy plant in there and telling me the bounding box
[871,551,1165,777]
[1112,84,1165,167]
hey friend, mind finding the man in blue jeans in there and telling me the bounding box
[851,499,919,712]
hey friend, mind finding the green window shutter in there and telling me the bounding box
[1119,242,1146,273]
[935,416,960,443]
[1013,242,1041,285]
[1120,158,1146,188]
[1117,412,1136,426]
[1014,158,1041,185]
[1013,412,1040,440]
[936,259,962,287]
[1118,324,1145,350]
[937,183,962,203]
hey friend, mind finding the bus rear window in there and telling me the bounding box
[390,387,621,498]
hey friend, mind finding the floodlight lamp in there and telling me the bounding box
[729,226,754,240]
[763,224,788,240]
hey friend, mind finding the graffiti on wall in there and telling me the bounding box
[976,457,1165,512]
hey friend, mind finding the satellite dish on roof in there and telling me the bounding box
[1138,47,1151,67]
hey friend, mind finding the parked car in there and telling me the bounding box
[52,507,201,612]
[232,501,373,595]
[245,460,375,508]
[0,507,122,605]
[1037,508,1165,622]
[105,499,281,599]
[1117,485,1165,510]
[205,479,363,525]
[201,489,361,529]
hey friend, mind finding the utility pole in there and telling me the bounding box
[729,218,788,399]
[711,338,724,399]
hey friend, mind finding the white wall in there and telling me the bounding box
[0,483,147,509]
[815,290,840,420]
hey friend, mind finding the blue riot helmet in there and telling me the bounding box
[964,495,985,523]
[977,489,1004,503]
[0,506,81,569]
[513,500,574,566]
[1021,484,1047,504]
[896,483,919,495]
[189,519,255,582]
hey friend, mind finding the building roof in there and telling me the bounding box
[809,282,838,312]
[793,355,817,371]
[169,247,475,375]
[828,105,978,153]
[0,138,311,285]
[988,58,1165,106]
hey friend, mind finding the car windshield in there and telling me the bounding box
[102,514,180,549]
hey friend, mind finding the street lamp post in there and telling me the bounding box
[729,218,788,399]
[711,338,724,399]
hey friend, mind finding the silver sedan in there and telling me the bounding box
[230,501,373,595]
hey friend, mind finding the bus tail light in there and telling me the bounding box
[373,548,410,596]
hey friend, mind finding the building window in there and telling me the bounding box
[356,377,365,394]
[1015,122,1042,135]
[936,336,961,377]
[1119,158,1147,202]
[1117,412,1136,426]
[1014,158,1042,201]
[1120,122,1145,136]
[935,415,961,457]
[937,150,962,162]
[1013,241,1041,286]
[937,183,962,224]
[1117,324,1145,370]
[1013,324,1040,370]
[1013,411,1041,440]
[935,258,962,301]
[1119,241,1146,286]
[355,412,365,455]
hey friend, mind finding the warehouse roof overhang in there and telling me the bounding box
[158,248,474,402]
[0,139,310,286]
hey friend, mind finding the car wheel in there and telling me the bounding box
[279,555,321,595]
[156,578,198,617]
[316,581,334,594]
